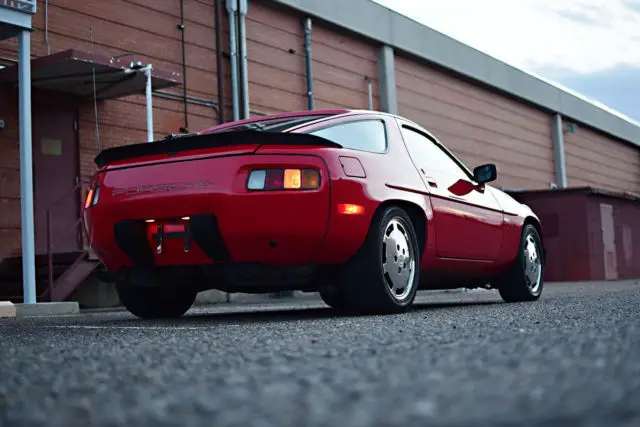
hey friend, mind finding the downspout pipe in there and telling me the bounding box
[365,75,373,110]
[215,0,226,124]
[226,0,240,121]
[144,65,154,142]
[303,17,314,110]
[238,0,249,119]
[551,113,568,188]
[178,0,189,132]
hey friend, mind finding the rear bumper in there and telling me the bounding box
[85,153,337,272]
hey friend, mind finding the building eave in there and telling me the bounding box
[271,0,640,147]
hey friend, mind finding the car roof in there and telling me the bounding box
[198,109,352,134]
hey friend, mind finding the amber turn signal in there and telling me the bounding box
[337,203,364,215]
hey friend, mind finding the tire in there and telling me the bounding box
[339,206,421,314]
[497,223,544,303]
[318,286,348,311]
[116,282,197,319]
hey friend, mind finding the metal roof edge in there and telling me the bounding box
[270,0,640,147]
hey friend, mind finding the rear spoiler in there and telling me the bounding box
[93,130,343,168]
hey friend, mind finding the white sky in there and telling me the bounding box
[372,0,640,75]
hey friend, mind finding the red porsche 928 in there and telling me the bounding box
[84,109,545,319]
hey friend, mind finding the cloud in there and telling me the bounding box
[622,0,640,13]
[371,0,640,75]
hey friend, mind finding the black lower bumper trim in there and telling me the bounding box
[114,214,230,266]
[114,220,156,267]
[190,214,231,262]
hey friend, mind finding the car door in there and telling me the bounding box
[398,121,504,261]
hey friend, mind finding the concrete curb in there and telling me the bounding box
[0,301,16,318]
[14,302,80,318]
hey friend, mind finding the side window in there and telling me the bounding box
[309,120,387,153]
[401,127,468,178]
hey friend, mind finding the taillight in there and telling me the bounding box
[247,168,320,191]
[84,186,100,209]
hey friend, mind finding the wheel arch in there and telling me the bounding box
[373,199,427,259]
[524,215,545,263]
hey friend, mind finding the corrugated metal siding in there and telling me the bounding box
[395,55,555,190]
[311,23,379,110]
[565,125,640,194]
[246,0,306,114]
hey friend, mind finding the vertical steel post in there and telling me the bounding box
[238,0,249,119]
[551,113,567,188]
[18,29,37,305]
[226,0,240,121]
[377,45,398,114]
[303,17,314,110]
[145,65,154,142]
[46,211,53,300]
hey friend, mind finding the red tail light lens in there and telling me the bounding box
[247,168,320,191]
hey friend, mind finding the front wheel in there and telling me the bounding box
[116,282,197,319]
[496,224,544,303]
[339,206,421,314]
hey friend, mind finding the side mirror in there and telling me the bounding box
[473,163,497,184]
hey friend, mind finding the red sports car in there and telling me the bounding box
[84,109,545,318]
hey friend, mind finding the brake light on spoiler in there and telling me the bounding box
[247,168,320,191]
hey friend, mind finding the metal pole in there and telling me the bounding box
[144,64,154,142]
[303,17,314,110]
[551,113,567,188]
[46,210,53,300]
[18,30,37,305]
[238,0,249,119]
[226,0,240,121]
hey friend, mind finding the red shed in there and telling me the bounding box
[507,187,640,282]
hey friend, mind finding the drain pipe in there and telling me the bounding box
[226,0,240,121]
[303,17,314,110]
[238,0,249,119]
[178,0,189,132]
[215,0,226,123]
[144,65,154,142]
[365,75,373,110]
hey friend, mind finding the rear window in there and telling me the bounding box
[207,115,332,134]
[307,119,387,153]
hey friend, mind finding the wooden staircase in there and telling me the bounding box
[0,251,101,303]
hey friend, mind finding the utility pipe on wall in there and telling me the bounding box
[144,65,154,142]
[18,29,36,305]
[303,17,314,110]
[215,0,226,124]
[178,0,189,132]
[551,113,568,188]
[365,76,373,110]
[226,0,240,121]
[238,0,249,119]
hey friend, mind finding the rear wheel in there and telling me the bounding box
[318,286,348,311]
[496,224,544,302]
[116,282,197,319]
[339,206,421,314]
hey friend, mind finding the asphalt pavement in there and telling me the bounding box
[1,281,640,427]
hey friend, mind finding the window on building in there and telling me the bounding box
[309,120,387,153]
[400,126,470,179]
